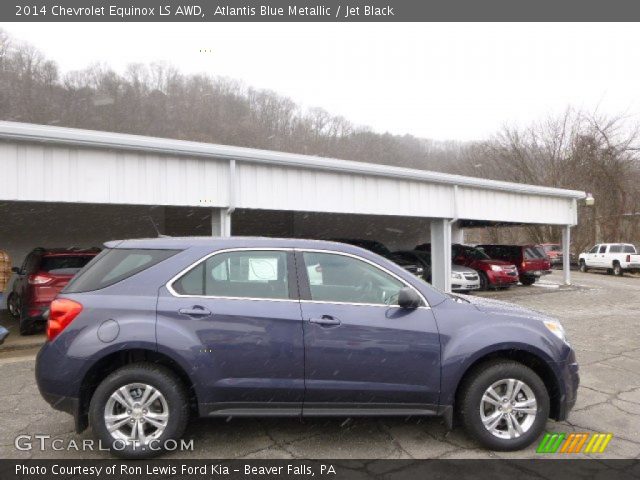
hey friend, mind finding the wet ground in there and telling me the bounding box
[0,270,639,459]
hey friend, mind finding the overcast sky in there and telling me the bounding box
[3,22,640,141]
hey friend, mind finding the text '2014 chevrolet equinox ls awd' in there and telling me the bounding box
[36,237,579,458]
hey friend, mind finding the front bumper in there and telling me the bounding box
[451,282,480,291]
[486,270,519,286]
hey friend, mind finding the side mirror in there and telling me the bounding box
[398,287,421,309]
[11,267,20,274]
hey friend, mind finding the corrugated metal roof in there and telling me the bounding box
[0,121,585,199]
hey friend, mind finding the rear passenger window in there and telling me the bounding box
[609,245,622,253]
[172,250,290,300]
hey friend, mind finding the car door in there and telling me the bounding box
[156,248,305,416]
[595,244,608,267]
[584,245,599,267]
[297,250,441,415]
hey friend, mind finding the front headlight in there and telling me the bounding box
[544,320,567,342]
[490,265,503,272]
[452,273,463,279]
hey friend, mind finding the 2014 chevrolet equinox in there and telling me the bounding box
[35,237,579,458]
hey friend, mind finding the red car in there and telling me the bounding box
[7,247,99,334]
[540,243,563,267]
[415,243,519,290]
[477,244,552,286]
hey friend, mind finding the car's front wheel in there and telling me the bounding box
[579,260,588,273]
[478,272,490,290]
[457,360,549,451]
[89,363,189,458]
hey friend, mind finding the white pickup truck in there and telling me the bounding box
[579,243,640,276]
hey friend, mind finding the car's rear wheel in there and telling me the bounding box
[7,293,20,319]
[89,363,189,458]
[18,316,37,336]
[613,262,624,276]
[579,260,588,273]
[457,360,549,451]
[520,277,535,286]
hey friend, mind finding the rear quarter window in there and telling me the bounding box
[64,248,179,293]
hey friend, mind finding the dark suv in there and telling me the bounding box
[7,247,100,334]
[477,245,552,286]
[36,237,578,458]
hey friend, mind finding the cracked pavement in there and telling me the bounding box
[0,270,638,459]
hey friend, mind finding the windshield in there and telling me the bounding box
[459,246,490,260]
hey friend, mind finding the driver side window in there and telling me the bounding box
[302,252,405,306]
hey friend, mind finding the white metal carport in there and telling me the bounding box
[0,121,586,292]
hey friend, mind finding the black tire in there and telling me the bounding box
[456,360,550,451]
[7,293,21,319]
[579,260,588,273]
[613,262,624,277]
[520,277,535,286]
[89,363,189,459]
[18,316,37,336]
[478,272,490,291]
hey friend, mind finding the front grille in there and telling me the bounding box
[504,267,518,276]
[464,274,478,280]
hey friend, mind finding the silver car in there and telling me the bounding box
[451,265,480,292]
[390,250,480,293]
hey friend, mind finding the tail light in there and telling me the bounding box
[47,299,83,341]
[28,274,53,285]
[521,261,526,269]
[627,255,631,263]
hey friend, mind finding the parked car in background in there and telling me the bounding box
[36,237,578,458]
[7,247,100,334]
[415,243,519,290]
[540,243,562,267]
[332,239,424,278]
[578,243,640,276]
[389,250,480,292]
[477,245,551,286]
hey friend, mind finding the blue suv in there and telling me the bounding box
[36,237,579,457]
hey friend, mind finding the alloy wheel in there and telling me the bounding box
[8,294,20,318]
[479,378,537,439]
[104,383,169,446]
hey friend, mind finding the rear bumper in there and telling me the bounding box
[36,342,86,431]
[554,350,580,421]
[521,269,552,279]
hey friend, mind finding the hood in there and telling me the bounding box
[473,259,515,267]
[454,294,555,323]
[451,264,477,274]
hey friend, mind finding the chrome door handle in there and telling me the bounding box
[179,306,212,317]
[309,316,341,326]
